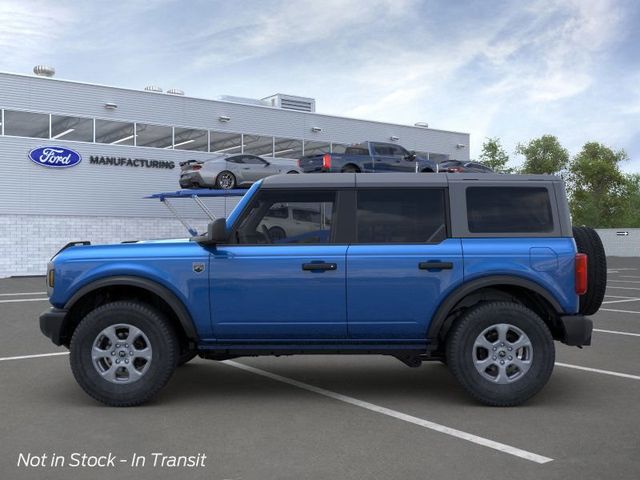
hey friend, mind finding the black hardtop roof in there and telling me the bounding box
[260,173,562,189]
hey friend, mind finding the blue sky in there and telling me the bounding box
[1,0,639,171]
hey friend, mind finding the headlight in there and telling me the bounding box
[46,263,55,296]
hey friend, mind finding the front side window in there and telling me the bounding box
[466,187,553,233]
[356,189,447,243]
[235,190,335,244]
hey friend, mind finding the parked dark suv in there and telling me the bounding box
[40,173,606,407]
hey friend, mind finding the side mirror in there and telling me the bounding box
[405,151,417,161]
[194,218,228,245]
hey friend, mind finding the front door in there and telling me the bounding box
[210,188,348,340]
[346,188,464,339]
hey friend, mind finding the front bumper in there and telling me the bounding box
[558,314,593,346]
[39,308,69,346]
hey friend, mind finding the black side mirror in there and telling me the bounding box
[194,218,228,245]
[405,151,417,161]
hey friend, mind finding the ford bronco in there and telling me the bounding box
[39,173,606,407]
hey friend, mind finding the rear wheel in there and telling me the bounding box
[446,302,555,406]
[70,301,178,407]
[215,171,236,190]
[572,226,607,315]
[341,165,359,173]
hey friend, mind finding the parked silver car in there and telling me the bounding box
[179,154,301,189]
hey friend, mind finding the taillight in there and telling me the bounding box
[322,154,331,170]
[192,164,202,170]
[575,253,588,295]
[297,159,301,167]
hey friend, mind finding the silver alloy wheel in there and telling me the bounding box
[472,323,533,384]
[91,324,153,384]
[217,172,234,189]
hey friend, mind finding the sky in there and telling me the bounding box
[1,0,639,171]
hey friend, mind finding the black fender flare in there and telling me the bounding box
[426,275,563,344]
[64,276,198,341]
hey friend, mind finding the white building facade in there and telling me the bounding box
[0,71,470,277]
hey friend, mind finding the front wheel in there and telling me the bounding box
[69,301,179,407]
[446,302,554,406]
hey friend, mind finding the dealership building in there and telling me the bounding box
[0,69,470,277]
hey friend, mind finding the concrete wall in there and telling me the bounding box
[595,229,640,257]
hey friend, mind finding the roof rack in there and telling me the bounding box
[145,189,246,236]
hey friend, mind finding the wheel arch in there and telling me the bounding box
[341,163,361,172]
[62,276,198,347]
[427,275,563,350]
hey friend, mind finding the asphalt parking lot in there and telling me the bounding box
[1,257,640,480]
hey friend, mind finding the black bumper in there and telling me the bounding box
[39,308,69,346]
[559,314,593,346]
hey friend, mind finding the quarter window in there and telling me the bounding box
[466,187,553,233]
[356,189,447,243]
[236,191,335,244]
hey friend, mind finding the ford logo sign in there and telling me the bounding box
[28,146,82,168]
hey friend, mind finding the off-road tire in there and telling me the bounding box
[341,165,359,173]
[446,302,555,406]
[70,301,178,407]
[572,226,607,315]
[177,350,197,367]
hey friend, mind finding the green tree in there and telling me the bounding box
[478,137,513,173]
[516,135,569,175]
[619,174,640,228]
[568,142,629,227]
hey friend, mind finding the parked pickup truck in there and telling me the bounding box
[298,141,438,173]
[40,173,605,407]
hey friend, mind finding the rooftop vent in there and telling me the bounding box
[262,94,316,113]
[217,95,270,107]
[33,65,55,77]
[167,88,184,96]
[144,85,163,93]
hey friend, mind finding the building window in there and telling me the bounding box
[356,189,447,243]
[304,140,331,156]
[95,119,135,145]
[243,134,274,156]
[210,131,243,154]
[51,115,93,142]
[173,127,208,151]
[135,123,173,149]
[273,137,303,159]
[3,110,49,138]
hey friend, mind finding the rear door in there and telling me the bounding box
[371,143,415,172]
[346,188,463,339]
[210,188,350,340]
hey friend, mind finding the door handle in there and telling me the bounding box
[302,262,337,271]
[419,261,453,270]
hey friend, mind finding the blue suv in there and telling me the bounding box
[39,173,606,407]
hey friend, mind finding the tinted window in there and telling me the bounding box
[242,155,267,165]
[356,189,447,243]
[466,187,553,233]
[4,110,49,138]
[95,119,135,145]
[51,115,93,142]
[345,147,369,156]
[236,191,335,244]
[174,127,208,151]
[136,123,172,148]
[226,156,244,164]
[244,135,274,156]
[210,131,242,154]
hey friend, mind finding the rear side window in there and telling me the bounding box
[356,189,447,243]
[466,187,553,233]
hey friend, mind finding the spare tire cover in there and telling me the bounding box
[572,226,607,315]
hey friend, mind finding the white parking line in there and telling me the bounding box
[617,275,640,279]
[600,308,640,314]
[608,279,640,284]
[606,285,640,291]
[593,328,640,338]
[223,360,553,464]
[0,292,47,296]
[0,298,49,304]
[0,352,69,362]
[556,363,640,381]
[602,298,640,305]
